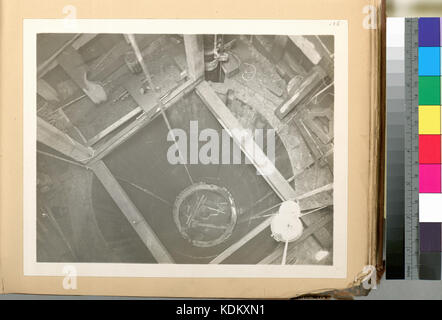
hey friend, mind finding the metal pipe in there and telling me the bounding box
[126,34,194,185]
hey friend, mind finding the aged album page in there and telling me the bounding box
[0,0,382,298]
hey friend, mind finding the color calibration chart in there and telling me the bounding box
[418,17,442,280]
[387,17,442,280]
[386,17,408,279]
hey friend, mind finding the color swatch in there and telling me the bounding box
[386,17,407,279]
[418,17,442,280]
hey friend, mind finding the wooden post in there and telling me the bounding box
[90,160,174,263]
[37,117,93,163]
[183,35,205,80]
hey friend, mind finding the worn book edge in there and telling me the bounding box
[0,0,5,295]
[306,0,386,299]
[367,0,386,279]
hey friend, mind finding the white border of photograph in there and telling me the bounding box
[23,19,348,278]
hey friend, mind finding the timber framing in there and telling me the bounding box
[196,80,300,263]
[84,33,205,163]
[196,81,297,202]
[86,107,143,147]
[90,160,174,263]
[210,217,273,264]
[85,35,204,261]
[37,33,331,265]
[183,35,205,80]
[38,32,205,166]
[37,117,94,163]
[88,77,200,164]
[258,212,333,264]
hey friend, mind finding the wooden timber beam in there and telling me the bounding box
[37,116,93,163]
[289,35,323,65]
[86,34,200,160]
[57,45,107,105]
[275,66,327,119]
[183,35,205,80]
[211,198,332,265]
[258,213,333,265]
[88,77,199,164]
[86,107,143,147]
[288,35,334,77]
[90,160,174,263]
[271,35,289,62]
[296,183,333,201]
[37,34,98,78]
[210,216,273,264]
[196,81,297,201]
[56,45,90,91]
[196,81,298,264]
[37,78,60,103]
[37,34,82,77]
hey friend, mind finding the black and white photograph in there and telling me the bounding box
[24,20,348,278]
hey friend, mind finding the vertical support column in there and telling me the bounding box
[183,35,205,80]
[37,117,93,163]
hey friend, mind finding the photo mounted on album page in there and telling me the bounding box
[23,19,348,279]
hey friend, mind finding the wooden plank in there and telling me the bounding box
[37,117,93,163]
[37,150,86,168]
[37,79,60,102]
[289,35,334,78]
[278,214,333,265]
[196,81,297,201]
[122,75,158,113]
[210,217,273,264]
[271,35,289,62]
[303,109,334,144]
[37,34,81,77]
[301,208,333,249]
[72,34,98,50]
[87,107,143,146]
[258,213,333,264]
[275,66,326,119]
[309,36,334,77]
[294,118,323,160]
[56,45,89,88]
[296,183,333,201]
[90,160,174,263]
[90,35,165,83]
[37,34,99,78]
[57,45,107,104]
[56,108,88,145]
[89,78,199,163]
[183,35,205,80]
[252,35,275,63]
[196,80,300,264]
[289,36,322,65]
